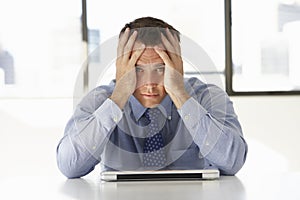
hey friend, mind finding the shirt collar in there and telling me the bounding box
[129,95,173,121]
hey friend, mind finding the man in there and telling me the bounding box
[56,17,247,178]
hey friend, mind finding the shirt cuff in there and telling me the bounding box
[177,97,207,129]
[94,98,123,124]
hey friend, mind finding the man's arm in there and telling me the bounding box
[154,28,190,109]
[56,87,123,178]
[57,28,145,178]
[155,29,247,174]
[178,79,248,175]
[110,28,145,109]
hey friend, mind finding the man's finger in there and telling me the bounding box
[161,33,180,63]
[128,44,145,67]
[155,46,183,75]
[165,28,181,55]
[123,30,138,60]
[165,28,177,46]
[154,46,172,67]
[161,33,175,54]
[117,28,130,56]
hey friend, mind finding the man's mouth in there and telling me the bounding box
[141,93,159,98]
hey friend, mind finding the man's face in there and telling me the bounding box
[133,43,167,108]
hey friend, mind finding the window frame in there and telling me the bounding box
[81,0,300,96]
[225,0,300,96]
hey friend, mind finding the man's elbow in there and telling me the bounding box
[56,150,95,179]
[57,160,95,179]
[57,160,83,179]
[220,143,248,175]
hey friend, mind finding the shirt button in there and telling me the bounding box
[184,115,189,120]
[113,116,118,122]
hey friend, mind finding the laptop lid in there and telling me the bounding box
[100,169,220,181]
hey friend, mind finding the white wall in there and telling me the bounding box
[232,96,300,174]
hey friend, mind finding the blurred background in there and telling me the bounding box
[0,0,300,183]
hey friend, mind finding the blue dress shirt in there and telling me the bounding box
[56,77,248,178]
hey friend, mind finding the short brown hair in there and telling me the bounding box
[119,17,180,45]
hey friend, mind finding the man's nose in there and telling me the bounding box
[143,71,162,85]
[145,83,156,92]
[144,71,154,84]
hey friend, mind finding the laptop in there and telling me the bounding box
[100,169,220,181]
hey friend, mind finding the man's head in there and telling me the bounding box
[119,17,180,46]
[119,17,181,108]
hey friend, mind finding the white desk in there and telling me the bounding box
[1,172,299,200]
[62,176,245,200]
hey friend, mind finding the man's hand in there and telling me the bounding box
[154,28,190,109]
[110,28,145,109]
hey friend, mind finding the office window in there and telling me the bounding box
[85,0,226,91]
[0,0,84,98]
[229,0,300,94]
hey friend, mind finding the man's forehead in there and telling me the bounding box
[141,47,159,57]
[136,47,164,65]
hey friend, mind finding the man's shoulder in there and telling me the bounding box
[89,80,115,95]
[79,81,115,104]
[184,77,227,96]
[184,77,220,89]
[184,77,203,85]
[74,81,116,112]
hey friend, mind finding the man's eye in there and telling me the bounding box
[136,67,143,72]
[156,67,165,72]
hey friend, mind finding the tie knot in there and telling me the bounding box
[145,108,160,121]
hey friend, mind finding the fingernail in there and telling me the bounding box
[131,30,137,37]
[154,45,160,51]
[139,44,145,50]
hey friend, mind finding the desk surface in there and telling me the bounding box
[1,172,300,200]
